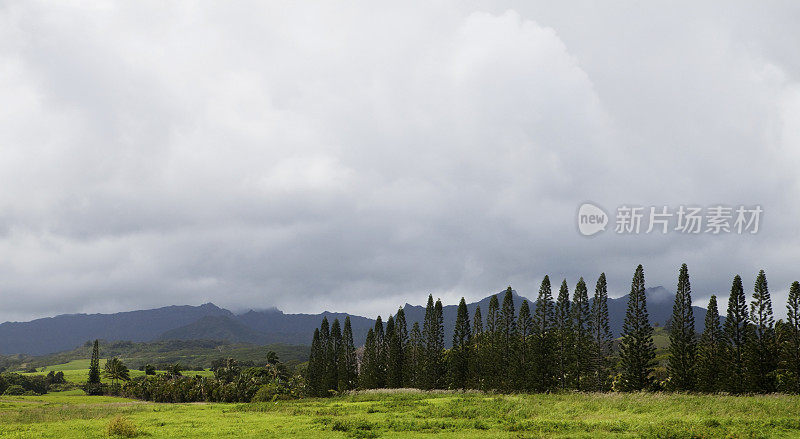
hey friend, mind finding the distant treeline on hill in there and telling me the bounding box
[306,264,800,395]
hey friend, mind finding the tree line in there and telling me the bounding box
[306,264,800,395]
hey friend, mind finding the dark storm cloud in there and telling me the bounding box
[0,1,799,322]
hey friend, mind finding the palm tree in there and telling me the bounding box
[103,357,131,386]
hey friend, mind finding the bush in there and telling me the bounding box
[3,385,25,395]
[106,415,138,437]
[83,382,106,396]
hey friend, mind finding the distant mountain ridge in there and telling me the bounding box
[0,286,712,355]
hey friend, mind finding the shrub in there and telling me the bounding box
[3,385,25,395]
[83,382,106,396]
[106,415,138,437]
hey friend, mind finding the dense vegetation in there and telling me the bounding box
[307,264,800,395]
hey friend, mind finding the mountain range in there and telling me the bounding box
[0,286,711,355]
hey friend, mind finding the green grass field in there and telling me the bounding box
[2,389,800,438]
[20,362,214,385]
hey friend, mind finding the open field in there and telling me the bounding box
[2,390,800,438]
[20,362,214,385]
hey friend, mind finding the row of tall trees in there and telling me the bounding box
[306,316,358,396]
[306,265,800,394]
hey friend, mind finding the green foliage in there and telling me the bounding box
[532,275,556,391]
[779,281,800,393]
[449,297,471,389]
[88,339,100,384]
[385,316,403,388]
[106,415,138,437]
[724,274,749,393]
[104,357,131,385]
[515,300,533,391]
[421,296,444,389]
[746,269,778,392]
[3,384,26,395]
[618,265,656,391]
[498,287,516,390]
[554,279,573,389]
[696,295,724,392]
[590,272,613,391]
[667,263,696,391]
[571,277,592,390]
[338,316,358,392]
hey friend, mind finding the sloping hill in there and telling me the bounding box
[158,315,268,344]
[0,303,233,355]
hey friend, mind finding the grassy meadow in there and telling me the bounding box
[2,389,800,438]
[20,360,214,385]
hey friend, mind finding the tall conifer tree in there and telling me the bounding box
[667,263,696,391]
[485,295,500,390]
[532,275,556,391]
[572,277,592,390]
[554,279,573,389]
[449,297,472,389]
[361,328,380,389]
[338,317,358,392]
[472,305,484,389]
[307,329,323,395]
[696,295,724,392]
[724,274,749,393]
[619,264,656,391]
[395,308,409,386]
[780,281,800,393]
[385,316,403,388]
[516,300,534,391]
[372,316,386,388]
[408,322,423,388]
[326,319,342,392]
[590,273,613,390]
[747,270,777,393]
[88,339,101,385]
[498,287,517,389]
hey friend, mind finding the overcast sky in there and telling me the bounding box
[1,1,799,323]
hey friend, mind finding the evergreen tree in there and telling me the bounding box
[433,299,445,388]
[618,264,656,391]
[723,274,749,393]
[516,300,534,391]
[554,279,574,389]
[361,328,379,389]
[408,322,423,388]
[385,315,403,388]
[326,319,342,392]
[532,275,556,391]
[395,308,409,386]
[307,328,323,396]
[747,270,777,392]
[88,339,101,385]
[696,295,724,392]
[572,277,592,390]
[589,273,613,391]
[484,294,501,390]
[667,263,696,391]
[338,317,358,392]
[422,295,444,389]
[498,287,517,390]
[449,297,472,389]
[372,316,386,388]
[472,305,484,389]
[779,281,800,393]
